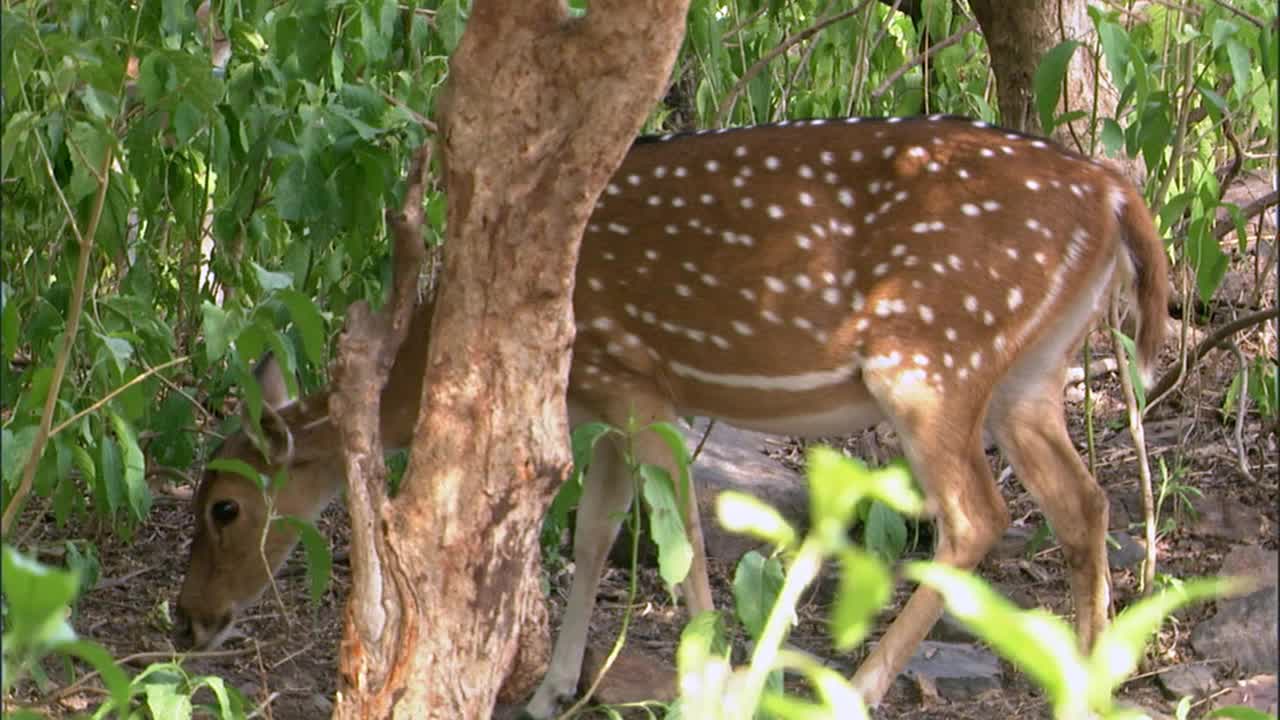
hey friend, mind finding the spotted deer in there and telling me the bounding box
[176,115,1168,714]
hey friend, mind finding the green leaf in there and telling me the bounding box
[831,549,891,650]
[1111,330,1147,410]
[144,679,193,719]
[200,302,236,363]
[173,100,203,145]
[1033,40,1080,132]
[2,425,38,490]
[63,639,132,711]
[279,517,332,603]
[97,436,123,518]
[108,411,150,522]
[97,333,134,375]
[1,110,36,180]
[906,561,1088,717]
[806,446,865,536]
[277,290,326,365]
[864,500,908,563]
[639,464,693,588]
[1,545,80,649]
[1088,578,1238,703]
[1100,118,1125,157]
[1225,39,1252,102]
[253,262,293,292]
[716,491,797,549]
[205,458,263,485]
[732,551,785,640]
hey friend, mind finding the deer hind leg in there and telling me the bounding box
[988,369,1111,650]
[851,371,1010,706]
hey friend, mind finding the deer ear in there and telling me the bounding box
[253,353,292,410]
[248,353,296,466]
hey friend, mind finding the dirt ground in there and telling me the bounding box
[8,303,1278,718]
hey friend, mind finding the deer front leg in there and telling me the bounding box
[523,430,632,720]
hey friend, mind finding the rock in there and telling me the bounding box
[580,642,677,707]
[308,693,334,716]
[900,641,1002,701]
[1107,532,1147,570]
[1213,674,1279,716]
[1220,545,1279,589]
[1191,584,1279,675]
[1157,663,1217,700]
[680,420,808,564]
[927,612,976,643]
[1191,495,1269,544]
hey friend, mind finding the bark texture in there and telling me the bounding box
[970,0,1124,159]
[330,2,689,718]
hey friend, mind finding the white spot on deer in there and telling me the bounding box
[894,190,909,203]
[733,146,748,158]
[942,353,954,368]
[913,353,930,366]
[927,161,942,173]
[970,351,982,369]
[873,262,890,277]
[983,310,995,325]
[645,249,660,261]
[647,195,662,206]
[767,204,785,219]
[850,150,865,162]
[891,244,907,257]
[908,146,927,158]
[798,164,815,179]
[587,224,600,233]
[1025,179,1041,191]
[731,320,754,336]
[761,309,783,324]
[851,292,866,312]
[626,174,642,186]
[957,168,971,179]
[1001,145,1015,155]
[994,334,1006,351]
[705,159,720,172]
[764,156,781,171]
[701,193,715,205]
[980,148,995,158]
[792,317,813,330]
[931,261,946,275]
[869,180,883,195]
[904,255,919,267]
[641,311,657,324]
[605,184,621,196]
[684,328,706,343]
[711,335,731,350]
[911,222,930,234]
[584,365,600,375]
[1034,251,1048,265]
[652,165,668,179]
[864,212,877,225]
[819,150,836,165]
[671,197,686,208]
[873,299,894,317]
[675,283,692,297]
[732,176,746,188]
[855,317,869,331]
[882,146,897,159]
[660,321,679,333]
[764,276,787,293]
[739,287,757,302]
[822,287,840,305]
[947,254,963,271]
[918,305,934,323]
[794,274,813,290]
[945,327,958,341]
[674,166,688,178]
[865,351,901,370]
[591,317,614,331]
[838,188,856,207]
[1031,140,1048,149]
[623,303,638,318]
[587,277,604,292]
[961,203,980,217]
[664,224,679,235]
[607,222,631,235]
[930,220,946,231]
[701,274,719,287]
[811,223,828,238]
[964,295,979,313]
[668,360,856,392]
[740,197,755,209]
[1007,287,1023,310]
[1005,247,1019,260]
[981,200,1001,212]
[795,234,812,250]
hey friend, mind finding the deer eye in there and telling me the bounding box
[210,499,239,527]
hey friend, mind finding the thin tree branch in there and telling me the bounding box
[1146,307,1280,412]
[870,19,979,100]
[3,144,114,538]
[716,0,873,125]
[49,356,189,437]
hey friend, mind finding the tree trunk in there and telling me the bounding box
[969,0,1124,159]
[329,2,689,718]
